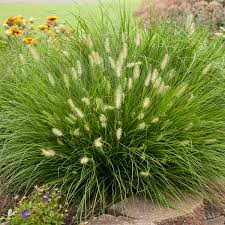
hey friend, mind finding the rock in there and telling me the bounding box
[87,214,136,225]
[205,216,224,225]
[107,195,205,225]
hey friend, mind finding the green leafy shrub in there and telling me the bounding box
[0,15,225,221]
[0,186,67,225]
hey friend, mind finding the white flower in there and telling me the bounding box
[41,148,56,158]
[52,128,63,137]
[48,73,55,86]
[143,97,150,108]
[94,137,103,148]
[116,128,122,141]
[138,122,146,130]
[152,117,159,123]
[161,54,169,70]
[80,156,90,165]
[115,86,123,109]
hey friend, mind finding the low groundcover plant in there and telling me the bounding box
[0,15,225,221]
[0,186,67,225]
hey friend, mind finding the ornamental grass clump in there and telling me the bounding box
[0,16,225,221]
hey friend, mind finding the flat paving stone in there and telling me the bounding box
[205,216,224,225]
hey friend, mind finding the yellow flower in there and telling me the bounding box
[23,37,37,45]
[47,16,58,21]
[47,29,56,36]
[37,24,49,31]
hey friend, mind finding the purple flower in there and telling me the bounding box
[21,209,30,218]
[43,194,50,202]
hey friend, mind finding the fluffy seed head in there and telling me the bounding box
[152,117,159,123]
[63,74,70,89]
[115,86,123,109]
[52,128,63,137]
[71,67,78,81]
[94,137,103,148]
[202,64,211,75]
[77,60,82,76]
[151,69,159,83]
[135,32,142,47]
[100,114,107,123]
[140,171,150,177]
[41,148,56,158]
[116,128,123,141]
[104,37,111,53]
[109,57,116,70]
[80,156,90,165]
[133,64,141,80]
[48,73,55,86]
[27,45,40,60]
[73,128,81,137]
[138,113,145,120]
[176,83,188,97]
[19,53,26,64]
[68,99,84,118]
[81,97,91,106]
[128,78,133,90]
[143,97,150,108]
[138,122,146,130]
[161,54,169,70]
[89,51,103,66]
[145,71,152,87]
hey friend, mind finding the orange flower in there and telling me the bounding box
[23,37,37,45]
[11,29,22,37]
[47,16,58,21]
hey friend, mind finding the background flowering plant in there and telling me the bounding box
[134,0,225,29]
[1,15,75,46]
[0,186,67,225]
